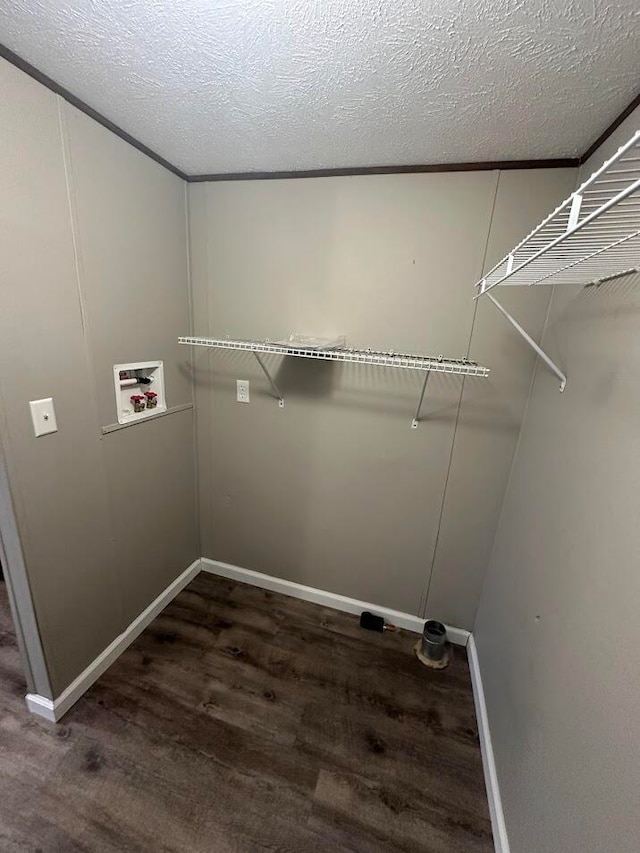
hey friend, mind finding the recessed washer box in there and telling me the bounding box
[113,361,166,425]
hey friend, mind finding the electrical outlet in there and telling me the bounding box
[237,379,250,403]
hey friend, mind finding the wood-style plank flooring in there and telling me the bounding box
[0,574,493,852]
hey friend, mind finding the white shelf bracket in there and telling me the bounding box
[567,192,582,231]
[485,291,567,392]
[253,352,285,407]
[411,370,431,429]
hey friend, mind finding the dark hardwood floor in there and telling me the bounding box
[0,573,493,852]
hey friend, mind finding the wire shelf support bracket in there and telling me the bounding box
[253,352,285,407]
[411,370,431,428]
[179,336,490,428]
[484,292,566,392]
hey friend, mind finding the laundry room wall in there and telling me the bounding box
[473,108,640,852]
[0,56,197,698]
[189,164,576,626]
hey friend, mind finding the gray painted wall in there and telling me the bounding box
[474,108,640,851]
[0,58,197,697]
[189,167,575,626]
[62,104,198,627]
[0,45,584,717]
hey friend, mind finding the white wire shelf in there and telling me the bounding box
[179,336,490,428]
[179,336,490,377]
[477,129,640,293]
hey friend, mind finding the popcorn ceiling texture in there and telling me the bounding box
[0,0,638,175]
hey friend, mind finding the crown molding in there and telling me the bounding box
[0,42,187,180]
[1,41,637,182]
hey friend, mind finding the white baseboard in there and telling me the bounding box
[25,556,470,724]
[25,559,201,723]
[25,692,57,722]
[467,635,509,853]
[201,558,470,646]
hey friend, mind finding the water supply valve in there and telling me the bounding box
[130,394,146,413]
[144,391,158,409]
[115,361,165,424]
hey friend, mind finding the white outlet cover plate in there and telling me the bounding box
[237,380,250,403]
[29,397,57,437]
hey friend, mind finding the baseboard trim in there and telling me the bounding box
[25,556,470,723]
[25,558,201,722]
[467,635,510,853]
[25,692,56,722]
[201,558,470,646]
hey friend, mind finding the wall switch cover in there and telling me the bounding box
[29,398,57,437]
[237,380,250,403]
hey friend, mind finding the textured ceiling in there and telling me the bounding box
[0,0,639,175]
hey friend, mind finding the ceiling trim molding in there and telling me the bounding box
[579,90,640,165]
[0,41,637,181]
[0,42,188,180]
[186,159,579,182]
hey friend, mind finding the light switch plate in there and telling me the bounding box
[29,398,57,437]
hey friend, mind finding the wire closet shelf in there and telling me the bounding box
[179,336,490,428]
[178,336,490,377]
[476,129,640,294]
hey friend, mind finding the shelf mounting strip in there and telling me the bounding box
[474,129,640,390]
[179,336,490,428]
